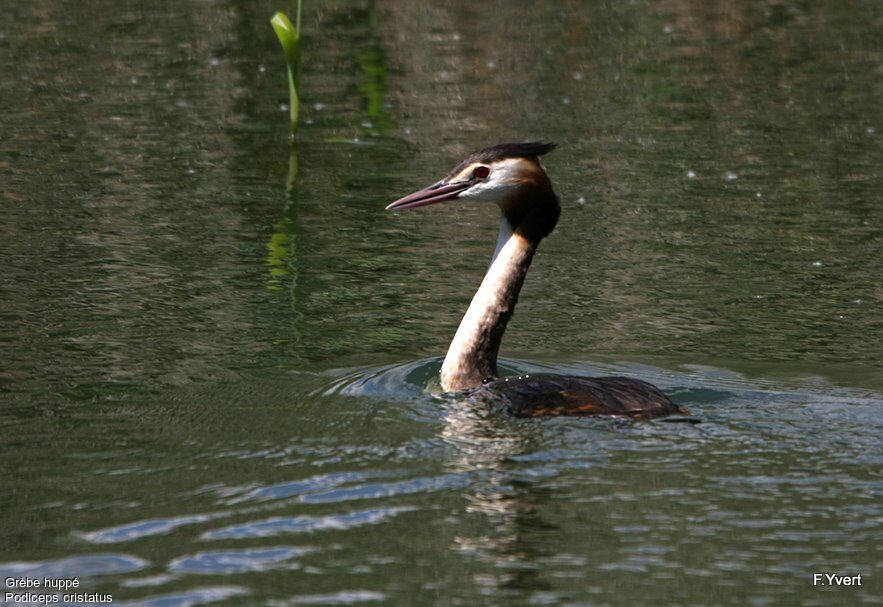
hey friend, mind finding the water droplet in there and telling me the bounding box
[811,261,823,267]
[576,196,586,206]
[362,120,373,129]
[110,116,123,122]
[685,170,696,179]
[404,127,412,135]
[755,192,762,198]
[452,33,461,41]
[313,102,326,111]
[725,171,738,181]
[663,24,674,33]
[486,60,498,70]
[187,168,196,175]
[209,57,220,67]
[258,64,266,73]
[853,299,863,305]
[572,72,584,81]
[130,78,138,85]
[837,315,845,320]
[867,127,876,135]
[279,103,288,112]
[304,118,314,125]
[562,96,572,105]
[753,295,765,299]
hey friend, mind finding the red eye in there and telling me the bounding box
[473,165,490,179]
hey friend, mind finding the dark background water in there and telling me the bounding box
[1,1,881,605]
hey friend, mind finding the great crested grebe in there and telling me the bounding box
[387,142,686,419]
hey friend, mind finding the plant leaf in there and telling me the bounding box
[271,11,301,136]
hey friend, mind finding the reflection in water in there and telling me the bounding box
[118,586,249,607]
[266,149,299,292]
[356,3,394,137]
[0,554,149,580]
[441,403,553,597]
[1,0,881,605]
[262,2,399,368]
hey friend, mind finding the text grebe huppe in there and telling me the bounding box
[386,142,686,419]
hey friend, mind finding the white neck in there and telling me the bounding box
[440,219,536,391]
[490,217,513,265]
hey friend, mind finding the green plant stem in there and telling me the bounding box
[271,11,301,138]
[296,0,302,35]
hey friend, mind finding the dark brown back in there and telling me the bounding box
[477,374,687,419]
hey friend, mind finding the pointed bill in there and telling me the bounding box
[386,181,471,211]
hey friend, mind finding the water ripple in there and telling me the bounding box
[0,553,148,580]
[81,515,217,544]
[300,473,473,504]
[169,546,315,574]
[201,506,415,540]
[223,471,401,505]
[118,586,248,607]
[269,591,387,605]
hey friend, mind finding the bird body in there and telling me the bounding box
[476,374,682,419]
[387,142,686,419]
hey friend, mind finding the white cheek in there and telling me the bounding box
[458,161,522,203]
[459,180,512,202]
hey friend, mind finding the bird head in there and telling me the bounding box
[386,142,560,240]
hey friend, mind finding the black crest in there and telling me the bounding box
[465,141,557,164]
[448,141,556,177]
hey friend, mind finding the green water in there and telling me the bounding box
[1,1,881,605]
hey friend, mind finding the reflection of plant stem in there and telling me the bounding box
[271,7,301,139]
[266,147,302,356]
[285,145,298,194]
[284,148,302,347]
[356,2,393,136]
[270,153,297,277]
[266,149,298,293]
[265,225,290,290]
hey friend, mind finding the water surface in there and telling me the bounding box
[1,1,881,605]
